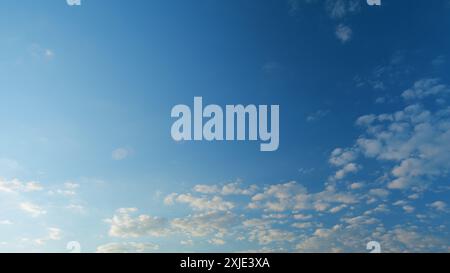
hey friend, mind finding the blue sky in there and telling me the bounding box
[0,0,449,253]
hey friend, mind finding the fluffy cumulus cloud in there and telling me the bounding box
[171,211,238,238]
[106,208,169,238]
[193,182,258,196]
[328,78,450,194]
[103,172,448,252]
[164,194,234,211]
[295,223,446,253]
[329,148,360,180]
[329,148,357,166]
[402,78,450,100]
[104,207,239,246]
[355,104,450,190]
[98,75,450,252]
[248,181,357,212]
[428,201,447,212]
[334,163,359,180]
[102,179,449,252]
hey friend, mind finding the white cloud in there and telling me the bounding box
[112,147,132,160]
[402,205,415,213]
[163,193,177,205]
[357,138,382,157]
[335,24,352,43]
[248,181,357,212]
[48,228,62,240]
[165,193,234,212]
[329,148,357,167]
[349,182,364,190]
[20,202,46,217]
[342,215,378,227]
[171,211,238,238]
[96,242,159,253]
[428,201,447,212]
[296,223,446,253]
[193,182,258,196]
[307,110,330,122]
[49,182,80,196]
[66,204,85,213]
[0,178,43,193]
[180,239,194,246]
[387,177,410,190]
[29,44,55,60]
[288,0,361,19]
[402,78,450,100]
[334,163,359,180]
[356,114,377,126]
[64,182,80,190]
[292,222,313,229]
[327,0,347,18]
[104,173,448,252]
[193,184,220,194]
[209,238,226,245]
[293,214,313,220]
[329,204,347,213]
[393,200,408,206]
[352,98,450,190]
[247,227,296,245]
[34,228,62,245]
[263,213,288,219]
[248,181,307,211]
[369,188,390,198]
[386,228,443,252]
[104,209,238,244]
[106,208,169,238]
[221,183,258,196]
[363,204,390,216]
[97,77,450,252]
[326,0,360,19]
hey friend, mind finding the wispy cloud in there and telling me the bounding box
[326,0,361,19]
[307,110,330,122]
[335,24,352,43]
[402,78,450,100]
[112,147,133,160]
[28,44,55,60]
[20,202,47,218]
[0,178,43,193]
[96,242,159,253]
